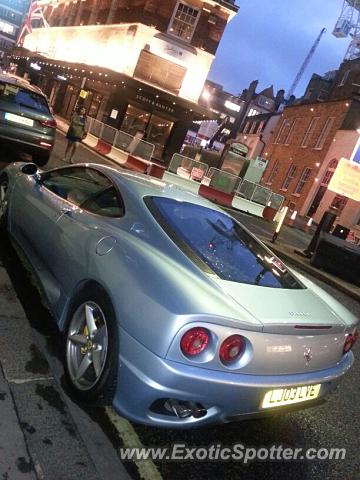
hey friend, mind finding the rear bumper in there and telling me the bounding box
[113,328,354,428]
[0,124,54,155]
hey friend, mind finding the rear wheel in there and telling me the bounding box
[65,286,119,405]
[0,174,9,230]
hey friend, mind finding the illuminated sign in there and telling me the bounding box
[135,94,175,114]
[328,157,360,202]
[0,20,15,36]
[225,100,241,112]
[150,36,195,66]
[229,142,248,156]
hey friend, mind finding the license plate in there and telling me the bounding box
[262,384,321,409]
[4,112,34,127]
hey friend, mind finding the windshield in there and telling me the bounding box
[0,81,50,114]
[147,197,304,289]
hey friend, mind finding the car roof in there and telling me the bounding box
[0,73,45,97]
[85,163,226,212]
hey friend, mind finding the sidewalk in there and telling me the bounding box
[0,236,131,480]
[0,261,102,479]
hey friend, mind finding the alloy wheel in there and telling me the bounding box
[66,302,109,391]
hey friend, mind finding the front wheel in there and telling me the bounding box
[0,174,9,230]
[65,286,119,405]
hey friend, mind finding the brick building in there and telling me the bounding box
[261,98,360,226]
[12,0,238,161]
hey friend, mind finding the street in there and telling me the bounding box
[0,135,359,480]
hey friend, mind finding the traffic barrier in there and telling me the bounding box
[198,184,234,206]
[94,139,112,156]
[262,206,277,221]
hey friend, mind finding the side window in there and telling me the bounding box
[80,186,124,217]
[41,167,124,217]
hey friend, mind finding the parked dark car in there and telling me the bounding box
[0,74,56,165]
[311,232,360,286]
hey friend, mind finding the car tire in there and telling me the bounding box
[32,153,50,167]
[64,284,119,405]
[0,173,9,231]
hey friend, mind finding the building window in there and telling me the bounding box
[301,117,319,148]
[266,160,279,185]
[281,163,296,191]
[294,167,312,195]
[322,158,338,186]
[284,119,297,145]
[317,90,328,101]
[243,121,250,133]
[314,117,335,150]
[331,194,348,214]
[273,119,287,144]
[249,122,257,134]
[168,2,200,42]
[256,121,265,134]
[248,108,260,117]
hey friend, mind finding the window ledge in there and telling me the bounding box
[280,188,288,192]
[292,193,301,197]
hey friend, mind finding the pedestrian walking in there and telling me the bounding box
[64,107,87,163]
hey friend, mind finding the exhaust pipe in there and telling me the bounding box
[165,399,207,419]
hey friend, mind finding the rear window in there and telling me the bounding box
[0,81,50,114]
[147,197,304,289]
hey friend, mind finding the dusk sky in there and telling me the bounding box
[209,0,352,97]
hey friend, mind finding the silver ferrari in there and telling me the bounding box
[0,162,358,428]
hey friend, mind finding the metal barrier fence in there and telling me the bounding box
[86,117,155,161]
[168,154,285,211]
[206,168,242,194]
[168,153,209,181]
[236,180,284,209]
[268,192,285,210]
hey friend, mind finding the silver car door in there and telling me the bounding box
[38,167,124,297]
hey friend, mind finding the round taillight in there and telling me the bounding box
[219,335,245,364]
[343,329,358,354]
[180,328,209,357]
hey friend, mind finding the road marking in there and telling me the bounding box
[105,407,163,480]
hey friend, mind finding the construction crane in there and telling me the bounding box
[286,28,326,101]
[333,0,360,60]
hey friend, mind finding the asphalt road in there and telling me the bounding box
[1,137,360,480]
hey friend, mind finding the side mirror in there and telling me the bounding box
[21,163,38,176]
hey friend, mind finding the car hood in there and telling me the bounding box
[214,279,348,330]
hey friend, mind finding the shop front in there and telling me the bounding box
[10,48,217,163]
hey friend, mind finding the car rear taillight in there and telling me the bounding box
[343,329,358,354]
[39,118,57,128]
[39,141,53,148]
[219,335,245,364]
[180,328,209,357]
